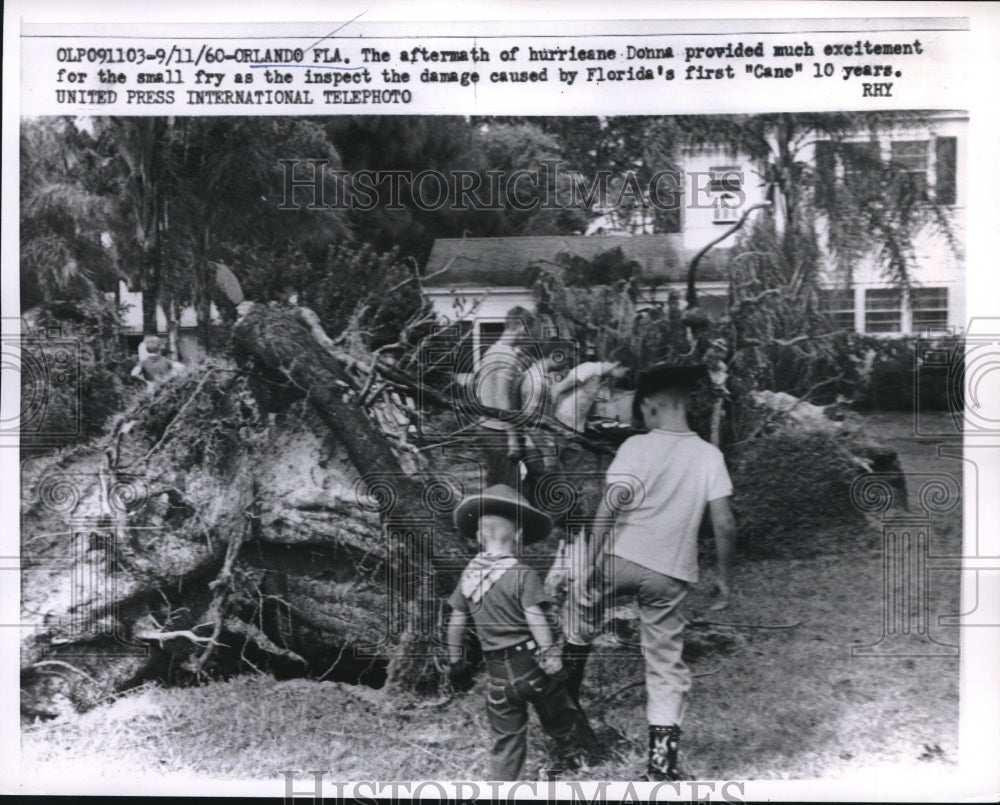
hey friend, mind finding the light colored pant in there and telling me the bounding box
[565,553,691,726]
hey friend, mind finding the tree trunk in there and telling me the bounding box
[166,298,180,359]
[140,249,160,336]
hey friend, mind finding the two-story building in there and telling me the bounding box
[423,112,966,365]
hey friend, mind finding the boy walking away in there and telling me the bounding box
[559,364,736,781]
[446,484,588,781]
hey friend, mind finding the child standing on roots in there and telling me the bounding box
[446,484,588,781]
[473,306,537,487]
[130,335,183,392]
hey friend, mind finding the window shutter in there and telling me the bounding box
[935,137,957,205]
[814,140,834,205]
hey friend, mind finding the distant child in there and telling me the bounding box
[446,484,587,781]
[474,306,537,456]
[473,306,537,486]
[131,335,183,392]
[518,339,570,472]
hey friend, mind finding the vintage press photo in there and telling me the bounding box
[3,3,999,800]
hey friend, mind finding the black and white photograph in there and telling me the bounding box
[3,3,999,801]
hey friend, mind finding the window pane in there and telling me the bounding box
[890,140,929,168]
[865,289,902,309]
[911,287,948,309]
[820,289,856,331]
[911,287,948,330]
[814,140,835,206]
[454,321,474,372]
[709,166,741,193]
[912,310,948,329]
[478,321,505,358]
[866,313,902,333]
[865,289,901,333]
[891,140,929,200]
[709,166,743,224]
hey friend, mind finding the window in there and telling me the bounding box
[814,136,958,205]
[820,289,856,331]
[890,140,929,200]
[842,142,880,195]
[911,287,949,331]
[477,321,505,360]
[865,289,903,333]
[709,166,743,224]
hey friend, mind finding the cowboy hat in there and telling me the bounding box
[454,484,552,545]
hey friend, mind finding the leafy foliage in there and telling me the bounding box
[529,246,642,363]
[20,119,120,308]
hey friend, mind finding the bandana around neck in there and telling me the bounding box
[460,552,518,604]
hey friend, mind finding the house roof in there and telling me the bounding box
[423,234,731,288]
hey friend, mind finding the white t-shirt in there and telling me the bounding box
[606,429,733,583]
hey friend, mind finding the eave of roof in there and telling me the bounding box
[423,234,731,287]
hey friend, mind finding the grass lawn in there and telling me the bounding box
[19,413,964,784]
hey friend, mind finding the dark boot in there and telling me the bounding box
[647,724,683,781]
[562,642,592,700]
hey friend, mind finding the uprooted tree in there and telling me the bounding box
[20,299,619,717]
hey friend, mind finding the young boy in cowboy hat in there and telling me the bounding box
[559,363,737,781]
[446,484,587,781]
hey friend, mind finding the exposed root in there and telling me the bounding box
[223,616,308,668]
[133,628,226,647]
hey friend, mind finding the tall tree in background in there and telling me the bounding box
[326,116,588,262]
[96,117,172,336]
[20,118,119,308]
[165,117,347,347]
[325,116,477,261]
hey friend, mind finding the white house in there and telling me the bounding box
[424,112,966,364]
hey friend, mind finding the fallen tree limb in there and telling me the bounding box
[133,628,226,647]
[687,201,772,308]
[30,660,100,686]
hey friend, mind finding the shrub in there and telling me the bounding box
[728,428,875,557]
[850,334,963,413]
[20,299,130,451]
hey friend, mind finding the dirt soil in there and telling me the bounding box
[19,412,964,784]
